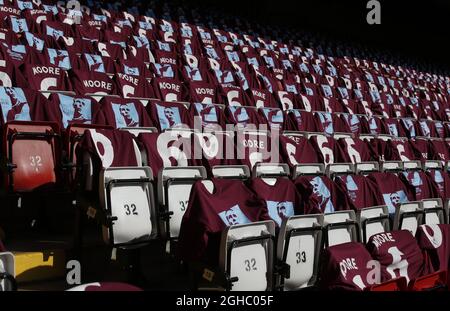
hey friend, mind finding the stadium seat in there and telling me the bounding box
[357,205,390,243]
[0,252,16,291]
[292,163,325,179]
[218,220,275,291]
[77,129,143,192]
[252,162,290,178]
[276,214,323,290]
[67,282,142,291]
[119,127,158,136]
[403,160,422,171]
[422,198,446,225]
[416,224,450,274]
[65,124,114,186]
[325,163,355,178]
[423,160,442,171]
[409,271,448,291]
[381,161,404,173]
[393,201,424,235]
[3,121,61,192]
[333,132,353,139]
[355,161,380,175]
[98,167,156,246]
[323,210,359,247]
[367,230,424,285]
[368,277,408,291]
[212,165,250,179]
[157,166,207,244]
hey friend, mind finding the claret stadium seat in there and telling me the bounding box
[65,124,114,186]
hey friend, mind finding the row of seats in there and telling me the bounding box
[0,1,449,124]
[73,152,450,290]
[6,117,450,194]
[2,86,450,141]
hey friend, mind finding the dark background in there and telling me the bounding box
[191,0,450,72]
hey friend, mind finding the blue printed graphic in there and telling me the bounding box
[11,17,28,33]
[48,49,71,70]
[218,205,251,226]
[58,94,92,128]
[267,200,294,226]
[382,190,408,214]
[156,104,181,130]
[85,54,105,73]
[112,102,139,128]
[0,87,31,123]
[309,176,335,213]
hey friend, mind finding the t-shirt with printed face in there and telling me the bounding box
[177,178,270,265]
[294,175,351,214]
[248,177,302,226]
[367,172,413,214]
[147,101,192,131]
[100,97,153,129]
[0,86,47,127]
[46,93,101,129]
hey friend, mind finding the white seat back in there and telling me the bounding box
[158,167,207,239]
[423,160,442,171]
[422,198,445,225]
[120,127,157,136]
[99,167,155,246]
[403,161,422,171]
[212,165,250,179]
[303,132,327,140]
[253,163,290,178]
[323,210,358,247]
[394,201,423,235]
[333,132,353,139]
[358,134,376,141]
[377,134,392,141]
[355,161,379,174]
[277,215,323,290]
[358,205,390,243]
[381,161,403,172]
[293,163,325,179]
[282,131,305,139]
[219,221,275,291]
[326,163,355,177]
